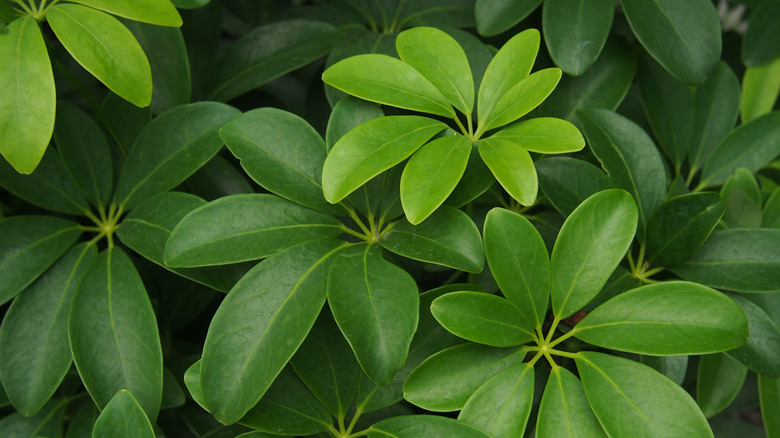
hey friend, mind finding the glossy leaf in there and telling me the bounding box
[620,0,721,85]
[576,352,713,437]
[741,2,780,67]
[489,117,585,154]
[47,4,152,107]
[475,0,542,37]
[741,59,780,123]
[183,360,205,411]
[328,244,418,385]
[400,135,471,224]
[115,102,240,209]
[0,16,55,174]
[759,374,780,437]
[536,157,611,217]
[542,0,613,75]
[645,192,725,267]
[484,68,562,133]
[697,353,748,418]
[68,248,163,421]
[200,240,345,424]
[92,390,155,438]
[573,282,749,355]
[207,20,340,101]
[726,294,780,378]
[368,415,492,438]
[551,189,638,318]
[380,206,484,273]
[65,0,181,26]
[672,229,780,293]
[221,107,342,215]
[478,137,537,206]
[536,367,606,438]
[0,215,81,305]
[0,244,95,416]
[322,116,447,203]
[403,343,526,411]
[396,26,474,115]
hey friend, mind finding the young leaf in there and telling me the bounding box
[725,294,780,378]
[759,374,780,437]
[380,206,484,273]
[322,54,454,118]
[396,26,474,115]
[322,116,447,203]
[542,0,614,76]
[403,343,526,411]
[115,102,240,209]
[368,415,492,438]
[741,2,780,67]
[576,352,713,437]
[480,68,562,133]
[164,194,343,267]
[697,353,748,418]
[400,135,471,224]
[0,216,81,305]
[199,240,345,424]
[536,157,612,217]
[47,4,152,107]
[459,363,535,438]
[475,0,542,37]
[741,59,780,123]
[536,367,606,438]
[92,390,155,438]
[488,117,585,154]
[478,137,537,206]
[0,16,55,174]
[68,248,163,421]
[64,0,182,26]
[551,189,638,318]
[573,282,749,355]
[328,244,419,385]
[620,0,721,85]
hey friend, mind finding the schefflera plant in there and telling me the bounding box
[403,189,750,437]
[321,26,584,224]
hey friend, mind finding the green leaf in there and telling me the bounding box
[488,117,585,154]
[671,229,780,293]
[65,401,99,438]
[697,353,748,418]
[765,188,780,229]
[92,390,155,438]
[721,168,763,228]
[368,415,492,438]
[536,366,606,438]
[207,20,340,101]
[161,368,185,409]
[542,0,614,75]
[444,145,495,208]
[645,192,725,267]
[725,294,780,378]
[183,360,205,411]
[200,240,345,424]
[536,157,612,217]
[475,0,542,37]
[126,21,191,114]
[400,135,471,224]
[478,137,537,206]
[68,247,163,421]
[573,282,749,355]
[65,0,181,26]
[483,208,550,327]
[328,244,419,385]
[99,92,152,154]
[0,16,55,174]
[742,2,780,67]
[759,374,780,437]
[0,399,66,437]
[380,206,484,273]
[577,108,666,240]
[322,54,454,118]
[700,112,780,188]
[221,107,343,215]
[396,26,474,115]
[54,102,113,208]
[403,343,526,411]
[164,194,343,267]
[47,4,152,107]
[551,189,638,318]
[639,355,688,386]
[481,68,562,133]
[620,0,721,85]
[458,363,534,438]
[741,58,780,123]
[322,116,447,203]
[0,215,81,305]
[115,101,240,209]
[184,154,254,201]
[0,244,95,416]
[576,352,713,437]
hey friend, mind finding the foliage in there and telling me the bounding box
[0,0,779,437]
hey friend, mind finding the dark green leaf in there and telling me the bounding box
[368,415,492,438]
[741,59,780,123]
[759,374,780,437]
[542,0,614,75]
[161,368,185,409]
[65,0,182,26]
[764,188,780,229]
[721,168,763,228]
[725,294,780,378]
[444,145,495,208]
[488,117,585,154]
[325,97,384,152]
[0,399,66,437]
[639,355,688,386]
[65,401,99,438]
[98,92,151,155]
[397,0,476,29]
[92,390,155,438]
[537,157,612,217]
[741,2,780,67]
[184,154,254,201]
[478,137,537,206]
[697,353,748,418]
[536,366,606,437]
[475,0,542,37]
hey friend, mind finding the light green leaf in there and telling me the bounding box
[725,294,780,378]
[542,0,614,75]
[92,390,155,438]
[0,16,55,174]
[489,117,585,154]
[697,353,748,418]
[536,157,612,217]
[400,135,471,224]
[200,240,345,424]
[368,415,492,438]
[551,189,638,318]
[475,0,542,37]
[65,0,181,26]
[741,58,780,123]
[759,374,780,437]
[164,194,343,267]
[68,248,163,421]
[536,367,606,438]
[478,137,537,206]
[573,282,748,355]
[47,4,152,107]
[576,352,713,437]
[481,68,562,133]
[322,116,447,203]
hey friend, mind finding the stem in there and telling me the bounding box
[685,166,699,187]
[12,0,34,15]
[346,207,372,238]
[548,348,581,360]
[547,328,577,349]
[345,406,363,436]
[545,314,561,344]
[84,209,102,227]
[339,224,368,240]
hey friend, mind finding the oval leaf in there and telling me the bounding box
[65,0,181,26]
[475,0,542,37]
[759,374,780,437]
[481,68,562,133]
[92,390,155,438]
[741,59,780,124]
[542,0,614,75]
[369,415,492,438]
[536,157,612,217]
[478,137,537,206]
[697,353,748,418]
[489,117,585,154]
[725,294,780,378]
[536,367,606,438]
[742,2,780,67]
